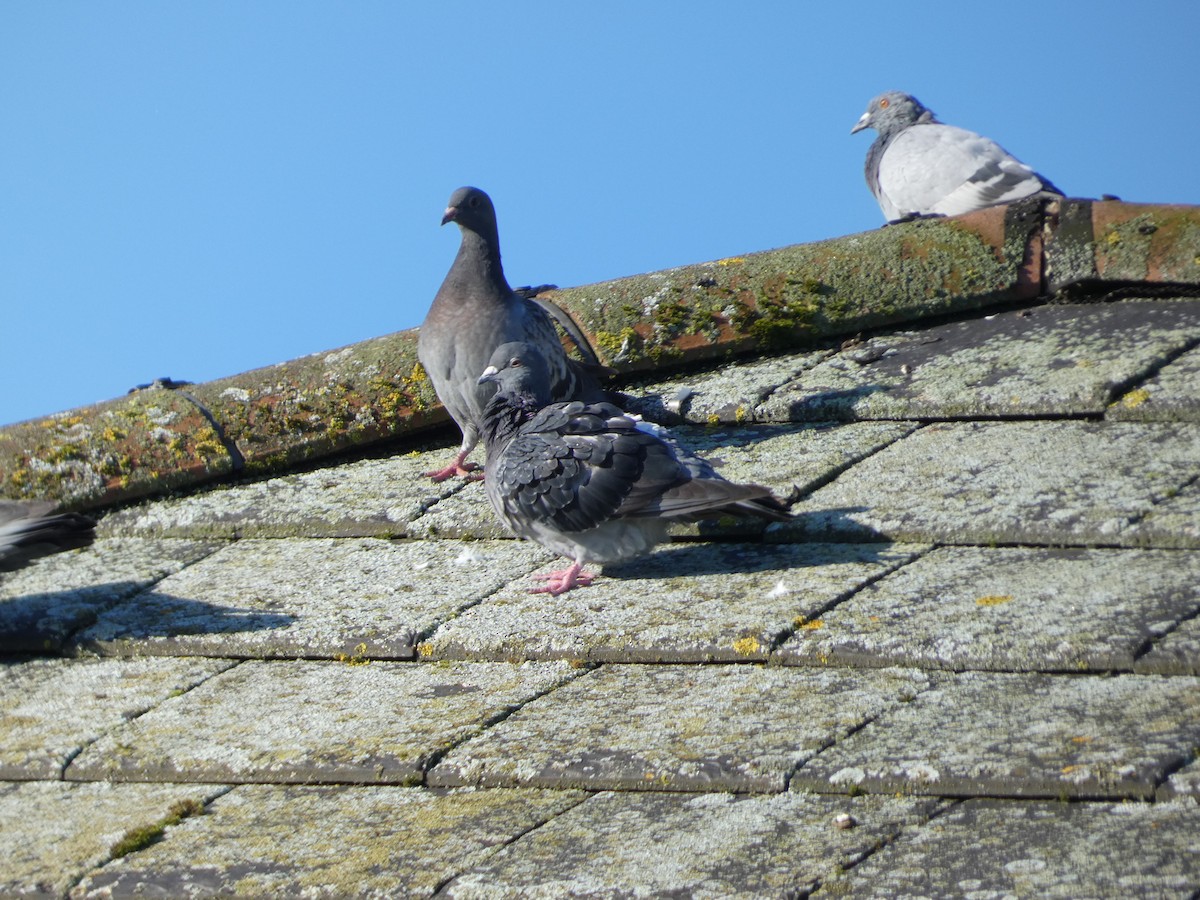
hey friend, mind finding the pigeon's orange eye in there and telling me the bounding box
[879,98,889,109]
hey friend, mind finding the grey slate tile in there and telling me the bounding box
[0,656,233,779]
[442,791,947,899]
[99,447,464,539]
[779,546,1200,672]
[422,542,926,663]
[429,664,931,793]
[0,781,223,898]
[760,301,1200,421]
[0,538,220,653]
[815,798,1200,898]
[1108,338,1200,422]
[621,348,831,424]
[778,420,1200,547]
[73,785,585,899]
[1157,756,1200,801]
[1128,478,1200,550]
[74,538,554,660]
[794,672,1200,799]
[1137,612,1200,675]
[67,659,578,785]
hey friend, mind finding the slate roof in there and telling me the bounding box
[2,197,1200,897]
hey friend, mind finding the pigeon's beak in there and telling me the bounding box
[850,112,870,135]
[441,206,458,226]
[478,365,499,385]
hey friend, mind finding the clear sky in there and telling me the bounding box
[3,2,1198,425]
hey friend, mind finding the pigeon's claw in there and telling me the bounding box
[529,563,595,595]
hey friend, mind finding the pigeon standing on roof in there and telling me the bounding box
[851,91,1062,224]
[478,341,791,595]
[418,186,609,482]
[0,501,95,572]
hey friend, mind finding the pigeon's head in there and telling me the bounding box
[478,341,553,403]
[851,92,933,136]
[442,186,498,235]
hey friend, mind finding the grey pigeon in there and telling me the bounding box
[852,91,1062,223]
[478,342,790,595]
[0,501,95,572]
[418,186,608,482]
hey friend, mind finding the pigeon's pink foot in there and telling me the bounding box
[423,453,482,483]
[530,563,595,595]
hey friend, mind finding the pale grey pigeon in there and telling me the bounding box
[852,91,1062,223]
[418,186,609,482]
[0,501,95,572]
[478,342,790,595]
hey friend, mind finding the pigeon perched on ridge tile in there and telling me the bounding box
[851,91,1062,223]
[478,341,791,595]
[0,501,95,572]
[418,186,609,482]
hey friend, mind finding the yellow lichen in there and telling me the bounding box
[732,635,761,656]
[717,257,746,266]
[1121,388,1151,409]
[416,642,434,658]
[336,642,370,666]
[799,619,824,631]
[975,595,1013,607]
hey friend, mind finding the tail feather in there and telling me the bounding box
[0,502,96,571]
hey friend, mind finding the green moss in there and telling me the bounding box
[109,798,205,859]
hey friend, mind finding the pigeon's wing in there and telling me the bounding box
[491,402,680,535]
[0,501,96,571]
[880,124,1052,217]
[518,298,611,404]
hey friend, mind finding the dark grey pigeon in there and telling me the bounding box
[418,186,608,482]
[478,342,791,595]
[0,501,95,572]
[852,91,1062,223]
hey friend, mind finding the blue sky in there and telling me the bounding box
[3,2,1198,425]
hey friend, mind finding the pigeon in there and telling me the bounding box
[418,186,608,482]
[0,501,96,572]
[478,341,791,595]
[851,91,1062,223]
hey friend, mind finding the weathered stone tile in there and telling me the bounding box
[75,538,553,660]
[760,301,1200,421]
[0,781,223,898]
[0,656,233,779]
[73,785,585,899]
[778,421,1200,547]
[661,422,919,504]
[422,543,925,663]
[1108,339,1200,423]
[1136,612,1200,675]
[1157,756,1200,800]
[817,798,1200,898]
[779,547,1200,672]
[410,423,917,541]
[621,348,831,424]
[100,446,466,539]
[429,664,930,793]
[1128,478,1200,550]
[0,538,220,653]
[794,672,1200,799]
[443,791,946,899]
[68,660,578,785]
[406,477,507,540]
